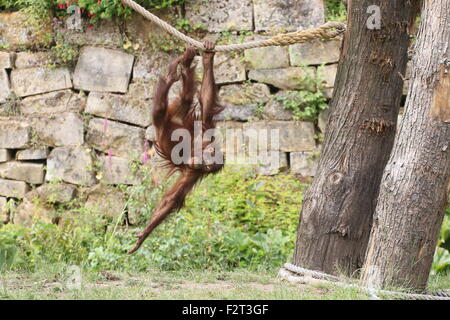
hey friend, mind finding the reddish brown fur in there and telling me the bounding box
[129,43,224,254]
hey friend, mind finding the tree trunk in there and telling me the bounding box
[293,0,421,275]
[361,0,450,291]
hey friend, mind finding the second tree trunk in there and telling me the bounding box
[293,0,421,274]
[361,0,450,291]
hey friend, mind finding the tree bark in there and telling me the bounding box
[361,0,450,291]
[293,0,421,275]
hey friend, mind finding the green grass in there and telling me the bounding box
[2,263,448,300]
[426,272,450,292]
[0,265,372,300]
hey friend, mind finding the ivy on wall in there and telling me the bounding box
[0,0,186,23]
[1,0,347,23]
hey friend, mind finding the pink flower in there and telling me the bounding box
[107,149,113,168]
[101,119,108,146]
[142,141,150,164]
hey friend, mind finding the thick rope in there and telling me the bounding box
[121,0,346,52]
[280,263,450,300]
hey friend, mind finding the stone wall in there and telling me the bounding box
[0,0,409,224]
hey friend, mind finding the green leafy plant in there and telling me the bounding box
[73,0,187,19]
[1,0,187,23]
[325,0,347,22]
[3,0,54,48]
[0,225,23,272]
[273,66,329,122]
[0,166,304,272]
[74,0,132,23]
[0,0,18,9]
[275,90,328,122]
[175,17,204,33]
[432,203,450,274]
[50,31,79,66]
[254,101,266,119]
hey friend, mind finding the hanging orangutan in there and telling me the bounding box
[128,41,224,254]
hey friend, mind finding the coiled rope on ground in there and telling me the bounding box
[121,0,347,52]
[280,263,450,300]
